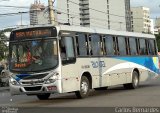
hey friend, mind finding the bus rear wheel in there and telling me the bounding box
[36,93,50,100]
[75,76,90,99]
[123,71,139,89]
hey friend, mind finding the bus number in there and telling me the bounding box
[91,61,106,68]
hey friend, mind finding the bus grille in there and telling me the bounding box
[21,80,44,85]
[23,74,48,80]
[24,86,42,91]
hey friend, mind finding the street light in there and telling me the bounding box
[18,12,28,26]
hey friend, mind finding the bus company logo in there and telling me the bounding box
[30,80,35,85]
[91,61,106,68]
[1,107,18,113]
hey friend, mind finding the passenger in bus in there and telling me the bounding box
[31,41,43,65]
[22,45,32,65]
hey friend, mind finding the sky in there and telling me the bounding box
[0,0,160,29]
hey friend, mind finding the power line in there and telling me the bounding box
[56,8,126,24]
[0,4,157,20]
[0,11,29,18]
[68,0,154,20]
[0,5,29,9]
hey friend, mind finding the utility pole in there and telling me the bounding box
[48,0,55,25]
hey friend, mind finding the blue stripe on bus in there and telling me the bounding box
[115,57,159,74]
[15,74,31,81]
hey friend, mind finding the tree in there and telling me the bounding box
[0,28,13,61]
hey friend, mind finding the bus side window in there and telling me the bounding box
[148,39,156,55]
[104,35,115,56]
[114,36,119,55]
[117,36,127,56]
[60,37,76,64]
[139,38,147,55]
[90,34,101,56]
[129,37,138,55]
[76,33,89,56]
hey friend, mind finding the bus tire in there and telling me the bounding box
[75,76,90,99]
[36,93,50,100]
[123,71,139,89]
[94,87,108,90]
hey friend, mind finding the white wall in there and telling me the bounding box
[56,0,80,25]
[56,0,127,31]
[89,0,108,29]
[109,0,126,31]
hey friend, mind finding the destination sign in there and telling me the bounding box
[10,27,57,41]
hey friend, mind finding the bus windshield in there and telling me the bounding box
[9,39,58,72]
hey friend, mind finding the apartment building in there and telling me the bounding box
[155,17,160,33]
[56,0,132,31]
[131,7,151,33]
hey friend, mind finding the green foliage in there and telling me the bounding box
[0,28,13,61]
[155,33,160,51]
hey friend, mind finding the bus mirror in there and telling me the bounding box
[62,57,76,65]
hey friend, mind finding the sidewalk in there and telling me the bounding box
[0,86,9,92]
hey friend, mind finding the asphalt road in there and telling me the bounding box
[0,78,160,113]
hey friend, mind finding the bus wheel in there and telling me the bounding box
[75,76,90,99]
[94,87,108,91]
[123,71,139,89]
[36,93,50,100]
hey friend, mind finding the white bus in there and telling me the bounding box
[9,25,159,100]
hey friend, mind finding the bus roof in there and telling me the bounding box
[58,25,155,39]
[12,24,155,39]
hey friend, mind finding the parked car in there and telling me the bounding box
[0,65,4,74]
[0,66,9,87]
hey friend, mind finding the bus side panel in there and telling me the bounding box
[101,58,129,86]
[61,64,80,93]
[140,70,157,82]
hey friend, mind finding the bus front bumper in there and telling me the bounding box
[10,83,60,95]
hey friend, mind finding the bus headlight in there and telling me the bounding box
[45,75,58,84]
[10,77,19,85]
